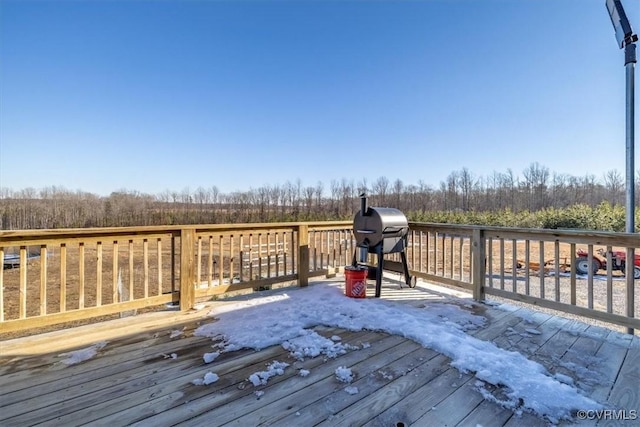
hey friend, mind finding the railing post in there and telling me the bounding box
[625,246,635,335]
[472,228,486,301]
[180,228,196,311]
[297,224,309,287]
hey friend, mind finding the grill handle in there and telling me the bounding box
[382,226,404,234]
[356,229,375,234]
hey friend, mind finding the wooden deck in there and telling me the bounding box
[1,277,639,427]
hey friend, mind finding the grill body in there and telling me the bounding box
[352,195,416,297]
[353,207,408,253]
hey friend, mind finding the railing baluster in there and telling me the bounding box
[229,235,235,280]
[499,238,505,290]
[96,242,102,306]
[487,238,493,288]
[570,242,577,305]
[61,243,67,311]
[40,245,47,315]
[314,231,324,271]
[418,231,423,273]
[468,235,472,282]
[19,246,26,318]
[258,233,263,279]
[157,238,162,296]
[290,230,295,274]
[432,232,440,276]
[321,230,326,269]
[239,234,244,282]
[112,241,118,305]
[314,230,319,270]
[409,230,416,270]
[249,234,253,280]
[198,235,205,288]
[440,233,445,276]
[512,239,517,293]
[554,240,560,302]
[539,241,544,299]
[143,239,149,299]
[0,248,4,321]
[171,235,176,295]
[587,244,594,309]
[451,235,455,278]
[275,232,280,277]
[266,233,272,278]
[79,242,85,309]
[606,245,613,313]
[342,230,347,266]
[128,240,134,302]
[524,240,530,295]
[459,236,464,281]
[433,233,439,275]
[219,234,224,287]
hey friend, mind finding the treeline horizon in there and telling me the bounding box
[1,162,639,231]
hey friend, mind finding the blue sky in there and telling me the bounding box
[1,0,638,196]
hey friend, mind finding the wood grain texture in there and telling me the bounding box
[1,278,638,427]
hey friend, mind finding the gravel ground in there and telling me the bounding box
[484,273,638,334]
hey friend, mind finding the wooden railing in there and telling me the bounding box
[189,222,354,303]
[406,223,639,333]
[0,221,352,334]
[1,221,638,334]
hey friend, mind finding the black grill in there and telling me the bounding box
[352,194,416,297]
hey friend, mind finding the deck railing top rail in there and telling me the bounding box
[0,220,353,243]
[411,221,640,239]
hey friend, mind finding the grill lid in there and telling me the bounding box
[353,206,408,248]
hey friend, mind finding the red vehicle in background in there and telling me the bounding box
[575,248,640,279]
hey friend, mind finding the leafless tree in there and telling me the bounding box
[1,162,637,230]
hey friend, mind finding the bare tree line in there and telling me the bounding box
[0,163,634,230]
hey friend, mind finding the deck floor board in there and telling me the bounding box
[1,277,639,427]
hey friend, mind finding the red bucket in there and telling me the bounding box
[344,266,367,298]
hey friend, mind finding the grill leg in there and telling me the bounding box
[400,251,416,287]
[375,248,384,298]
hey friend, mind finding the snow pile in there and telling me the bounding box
[335,366,354,383]
[299,369,310,377]
[248,361,289,386]
[192,371,220,385]
[282,330,352,360]
[203,352,220,363]
[58,341,107,365]
[195,282,602,421]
